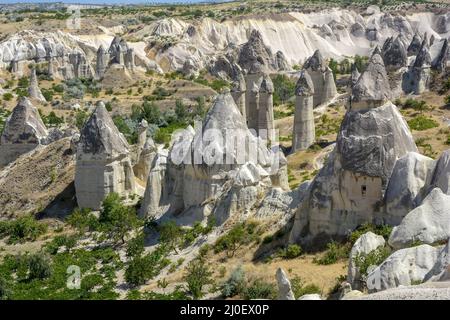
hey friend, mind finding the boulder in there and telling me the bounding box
[388,188,450,249]
[384,152,435,225]
[0,97,48,168]
[276,268,295,300]
[367,241,450,292]
[75,102,135,209]
[348,232,386,290]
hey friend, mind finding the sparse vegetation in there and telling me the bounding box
[407,115,439,131]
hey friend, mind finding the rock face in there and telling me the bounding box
[350,53,392,110]
[237,30,273,73]
[382,36,407,70]
[0,97,48,168]
[303,50,337,107]
[230,72,247,119]
[430,149,450,195]
[367,241,450,292]
[388,188,450,249]
[350,64,360,88]
[348,232,386,290]
[290,101,417,243]
[431,39,449,72]
[292,71,315,151]
[276,268,295,300]
[384,152,435,225]
[140,93,288,224]
[107,36,135,72]
[402,40,431,94]
[68,50,95,79]
[75,103,136,210]
[407,34,422,56]
[258,74,275,141]
[28,66,46,102]
[274,51,289,71]
[96,45,109,79]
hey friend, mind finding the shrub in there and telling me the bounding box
[348,223,393,244]
[125,247,168,286]
[184,258,213,300]
[408,116,438,131]
[272,74,295,106]
[353,247,391,278]
[221,266,245,298]
[3,93,13,101]
[0,215,47,244]
[314,241,349,265]
[243,278,276,300]
[28,252,52,280]
[158,220,183,253]
[66,208,98,233]
[278,244,302,259]
[290,276,321,299]
[0,277,11,300]
[402,98,428,112]
[126,233,145,258]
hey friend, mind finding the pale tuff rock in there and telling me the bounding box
[382,36,407,70]
[75,102,136,210]
[0,97,48,168]
[389,188,450,249]
[107,36,135,71]
[357,281,450,300]
[69,50,95,79]
[298,294,322,300]
[303,50,337,107]
[348,232,386,290]
[258,73,275,141]
[290,101,417,242]
[384,152,435,225]
[430,149,450,195]
[276,268,295,300]
[292,71,315,151]
[96,45,109,79]
[367,241,450,292]
[140,93,287,224]
[230,71,247,119]
[350,53,392,110]
[402,40,431,95]
[134,137,157,182]
[28,66,46,102]
[431,39,449,72]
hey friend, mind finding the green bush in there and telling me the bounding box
[243,278,276,300]
[3,93,13,101]
[28,252,52,280]
[313,241,350,265]
[0,215,47,244]
[0,277,11,300]
[278,244,303,259]
[353,247,391,278]
[221,266,245,298]
[125,246,168,287]
[66,208,98,233]
[408,116,438,131]
[214,222,261,258]
[158,220,183,253]
[272,74,295,106]
[348,223,393,244]
[126,233,145,258]
[402,98,428,112]
[184,258,213,300]
[290,276,321,299]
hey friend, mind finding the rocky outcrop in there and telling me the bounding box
[0,97,48,168]
[348,232,386,290]
[382,36,407,70]
[292,71,315,151]
[28,66,46,102]
[258,74,275,141]
[96,45,109,79]
[407,34,422,56]
[238,30,273,73]
[303,50,337,107]
[429,149,450,195]
[388,188,450,249]
[276,268,295,300]
[431,39,449,72]
[350,53,392,110]
[384,152,435,225]
[274,51,289,71]
[140,93,288,225]
[367,241,450,292]
[350,64,360,88]
[230,72,247,119]
[69,50,95,79]
[290,101,417,243]
[75,102,136,210]
[402,40,431,94]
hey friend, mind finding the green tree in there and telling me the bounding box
[28,252,52,280]
[272,74,296,106]
[99,193,139,244]
[175,99,187,122]
[159,220,183,253]
[184,258,213,300]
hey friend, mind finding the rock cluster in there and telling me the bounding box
[0,97,48,168]
[74,102,136,210]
